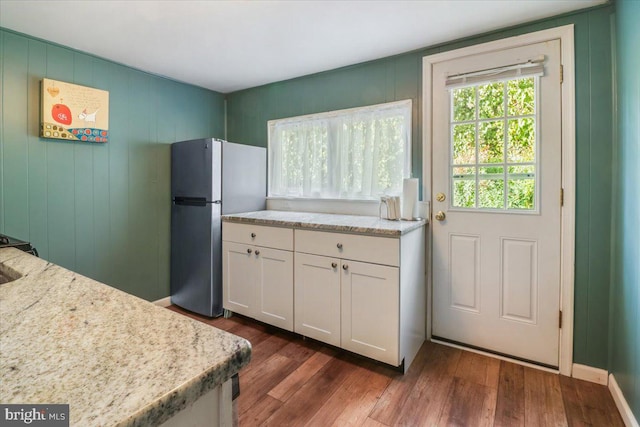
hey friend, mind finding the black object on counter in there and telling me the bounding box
[0,234,39,257]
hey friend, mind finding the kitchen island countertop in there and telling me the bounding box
[0,248,251,427]
[222,210,426,236]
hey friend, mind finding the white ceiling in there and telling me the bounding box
[0,0,606,93]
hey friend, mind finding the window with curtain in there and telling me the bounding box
[268,100,412,200]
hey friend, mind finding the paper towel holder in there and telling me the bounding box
[402,177,421,221]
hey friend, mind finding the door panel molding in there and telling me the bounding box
[422,25,575,375]
[500,237,538,323]
[449,234,481,312]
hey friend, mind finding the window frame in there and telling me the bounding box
[447,76,541,214]
[267,99,412,201]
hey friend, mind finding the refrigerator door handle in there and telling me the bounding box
[173,196,220,206]
[173,197,222,206]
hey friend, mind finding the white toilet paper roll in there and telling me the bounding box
[402,178,419,220]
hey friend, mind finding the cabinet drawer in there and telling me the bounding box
[295,229,399,267]
[223,222,293,251]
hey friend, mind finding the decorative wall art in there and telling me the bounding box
[40,78,109,143]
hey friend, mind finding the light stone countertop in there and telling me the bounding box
[0,248,251,427]
[222,210,427,236]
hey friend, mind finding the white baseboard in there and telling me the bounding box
[153,296,172,307]
[609,373,640,427]
[572,363,609,385]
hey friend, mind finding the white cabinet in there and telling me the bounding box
[294,252,341,347]
[341,260,399,366]
[255,246,293,329]
[294,227,424,372]
[223,219,425,372]
[223,241,256,317]
[222,223,294,331]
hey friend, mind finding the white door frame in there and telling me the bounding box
[422,25,575,376]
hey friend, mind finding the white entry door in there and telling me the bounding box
[431,40,562,367]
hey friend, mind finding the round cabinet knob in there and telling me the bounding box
[255,250,260,255]
[250,232,256,238]
[246,248,252,254]
[342,264,349,270]
[331,262,337,268]
[336,243,343,249]
[435,211,446,221]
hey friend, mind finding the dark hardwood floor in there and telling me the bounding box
[167,306,624,426]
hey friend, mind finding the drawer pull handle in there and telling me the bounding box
[331,262,337,268]
[255,250,260,255]
[246,248,252,254]
[251,233,256,238]
[342,264,349,270]
[336,243,343,249]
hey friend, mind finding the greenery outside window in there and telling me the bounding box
[268,100,411,200]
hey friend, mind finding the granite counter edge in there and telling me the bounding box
[222,215,426,236]
[119,343,252,427]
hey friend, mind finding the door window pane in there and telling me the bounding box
[508,178,535,209]
[478,82,504,119]
[507,118,535,163]
[452,124,476,164]
[479,167,504,209]
[479,120,504,164]
[507,165,535,209]
[453,87,476,122]
[452,167,476,208]
[508,78,535,116]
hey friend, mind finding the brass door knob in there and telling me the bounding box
[435,211,446,221]
[436,193,446,202]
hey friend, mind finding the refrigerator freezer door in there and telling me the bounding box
[171,138,222,201]
[222,142,266,214]
[170,202,223,317]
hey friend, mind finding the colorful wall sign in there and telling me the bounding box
[40,78,109,143]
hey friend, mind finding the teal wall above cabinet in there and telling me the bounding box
[0,28,225,301]
[226,5,616,369]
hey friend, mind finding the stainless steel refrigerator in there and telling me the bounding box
[170,138,266,317]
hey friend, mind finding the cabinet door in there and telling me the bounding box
[341,260,400,366]
[294,252,341,346]
[255,247,294,331]
[222,241,257,317]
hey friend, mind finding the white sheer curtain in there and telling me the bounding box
[269,100,411,200]
[269,119,329,197]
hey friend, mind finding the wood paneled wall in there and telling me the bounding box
[0,29,225,301]
[611,0,640,420]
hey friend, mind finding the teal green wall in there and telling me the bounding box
[0,28,225,301]
[611,0,639,419]
[226,5,616,368]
